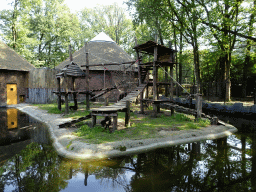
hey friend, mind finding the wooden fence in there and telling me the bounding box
[27,68,60,104]
[26,88,57,104]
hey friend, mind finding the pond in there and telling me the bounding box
[1,108,256,191]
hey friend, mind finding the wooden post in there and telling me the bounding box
[146,84,149,98]
[57,77,61,111]
[85,43,90,111]
[112,114,118,132]
[169,42,174,100]
[135,37,141,85]
[69,45,73,62]
[196,93,202,120]
[165,67,169,97]
[140,91,144,113]
[65,77,69,114]
[169,65,174,100]
[92,115,96,127]
[171,107,175,116]
[72,77,77,110]
[105,97,109,106]
[153,34,158,116]
[125,100,130,127]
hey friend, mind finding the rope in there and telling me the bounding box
[157,64,190,95]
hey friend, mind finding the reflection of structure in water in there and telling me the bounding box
[0,108,48,146]
[7,108,17,129]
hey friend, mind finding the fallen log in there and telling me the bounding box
[58,114,92,128]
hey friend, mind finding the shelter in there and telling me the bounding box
[56,61,86,112]
[56,32,137,101]
[0,41,34,106]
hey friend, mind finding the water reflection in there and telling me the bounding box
[7,109,17,129]
[1,131,256,192]
[0,108,48,168]
[0,108,39,146]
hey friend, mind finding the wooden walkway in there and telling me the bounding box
[91,83,147,113]
[91,83,147,131]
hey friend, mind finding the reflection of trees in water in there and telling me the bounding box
[125,136,254,192]
[1,133,256,192]
[0,143,69,192]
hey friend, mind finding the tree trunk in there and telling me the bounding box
[192,42,200,94]
[179,33,183,96]
[242,0,255,98]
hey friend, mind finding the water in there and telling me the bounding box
[1,108,256,192]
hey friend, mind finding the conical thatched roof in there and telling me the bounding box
[0,41,34,71]
[56,61,85,77]
[56,32,134,71]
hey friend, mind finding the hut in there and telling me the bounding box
[0,41,34,106]
[56,32,137,101]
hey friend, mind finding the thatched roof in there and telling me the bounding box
[56,32,135,71]
[56,62,86,78]
[0,41,34,72]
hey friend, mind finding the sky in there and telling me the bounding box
[0,0,129,13]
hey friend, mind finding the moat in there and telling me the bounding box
[1,108,256,191]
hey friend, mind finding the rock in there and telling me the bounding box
[250,105,256,113]
[229,103,243,113]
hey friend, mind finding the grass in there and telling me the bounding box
[33,102,211,144]
[75,112,211,144]
[33,103,64,114]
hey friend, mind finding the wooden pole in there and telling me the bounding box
[72,77,77,110]
[69,45,73,62]
[153,34,158,116]
[85,43,90,110]
[57,77,61,111]
[135,37,141,85]
[125,100,130,127]
[169,42,174,100]
[170,65,174,100]
[165,66,169,97]
[65,76,69,114]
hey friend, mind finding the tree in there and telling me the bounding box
[0,0,82,68]
[79,3,134,55]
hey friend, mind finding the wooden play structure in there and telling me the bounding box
[89,36,178,131]
[133,37,178,116]
[58,36,206,131]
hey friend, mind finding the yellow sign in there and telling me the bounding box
[7,84,17,105]
[7,108,18,129]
